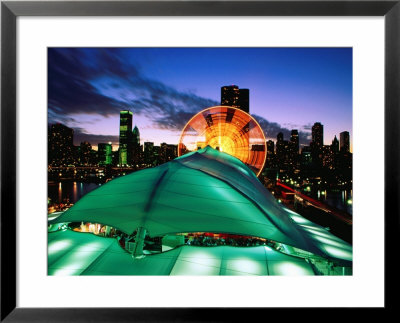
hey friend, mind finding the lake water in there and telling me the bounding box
[315,189,353,215]
[48,181,100,204]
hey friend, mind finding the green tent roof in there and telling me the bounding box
[48,230,317,276]
[51,146,352,265]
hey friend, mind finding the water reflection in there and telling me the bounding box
[317,189,352,215]
[58,182,62,203]
[49,181,100,204]
[73,182,78,202]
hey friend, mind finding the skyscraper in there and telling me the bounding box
[290,129,299,154]
[301,146,313,168]
[289,130,299,169]
[48,123,74,166]
[221,85,250,113]
[266,140,276,169]
[311,122,324,168]
[119,110,133,166]
[132,125,140,146]
[144,142,154,166]
[238,88,249,113]
[331,135,339,154]
[160,143,178,164]
[340,131,350,152]
[132,125,141,167]
[276,132,289,170]
[311,122,324,148]
[276,132,284,160]
[79,141,92,166]
[267,140,275,155]
[98,143,113,166]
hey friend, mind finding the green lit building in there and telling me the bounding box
[119,110,133,166]
[98,143,112,165]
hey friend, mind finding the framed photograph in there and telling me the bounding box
[1,0,398,320]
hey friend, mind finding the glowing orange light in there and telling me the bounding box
[178,106,267,176]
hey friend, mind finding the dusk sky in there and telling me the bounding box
[48,47,352,151]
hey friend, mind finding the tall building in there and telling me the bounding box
[132,125,141,166]
[276,132,284,162]
[79,141,92,166]
[322,145,334,169]
[119,111,133,166]
[266,140,276,169]
[221,85,250,113]
[290,129,299,154]
[238,89,249,113]
[48,123,74,166]
[276,132,290,170]
[311,122,324,168]
[98,143,113,165]
[289,130,299,169]
[144,142,154,166]
[311,122,324,148]
[340,131,350,152]
[160,143,178,164]
[267,140,275,155]
[331,135,339,154]
[301,146,312,168]
[132,125,140,146]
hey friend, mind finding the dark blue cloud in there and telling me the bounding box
[48,48,130,116]
[73,128,119,147]
[48,48,218,130]
[252,114,311,146]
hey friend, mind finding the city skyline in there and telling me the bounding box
[48,48,352,150]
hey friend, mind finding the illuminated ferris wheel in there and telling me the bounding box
[178,106,267,176]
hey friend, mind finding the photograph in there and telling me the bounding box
[47,47,353,276]
[3,0,397,319]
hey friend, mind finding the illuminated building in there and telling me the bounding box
[301,146,312,168]
[178,106,266,176]
[98,143,112,165]
[153,145,161,166]
[144,142,154,166]
[160,143,178,164]
[221,85,250,113]
[79,141,92,166]
[267,140,275,156]
[289,129,299,169]
[119,110,133,166]
[132,125,140,146]
[340,131,350,152]
[48,123,74,166]
[266,140,276,169]
[322,145,334,169]
[276,132,290,170]
[237,88,249,113]
[311,122,324,167]
[132,125,141,166]
[311,122,324,148]
[290,129,299,154]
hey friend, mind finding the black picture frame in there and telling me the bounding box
[1,0,398,321]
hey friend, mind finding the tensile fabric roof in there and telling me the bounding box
[50,146,352,265]
[49,230,317,276]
